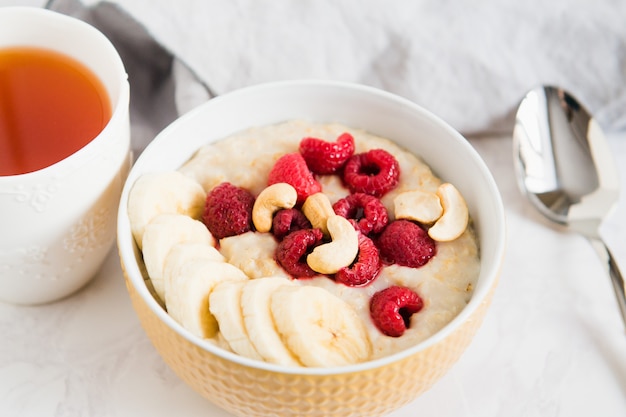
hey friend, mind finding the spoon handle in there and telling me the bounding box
[588,238,626,330]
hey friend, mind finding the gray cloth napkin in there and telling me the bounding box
[50,0,626,151]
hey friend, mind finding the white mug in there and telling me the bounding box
[0,7,131,304]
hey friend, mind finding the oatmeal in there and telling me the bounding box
[128,119,480,366]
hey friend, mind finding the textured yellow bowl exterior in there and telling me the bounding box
[123,263,497,417]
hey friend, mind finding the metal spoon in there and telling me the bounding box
[513,85,626,328]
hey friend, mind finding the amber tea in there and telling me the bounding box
[0,47,111,176]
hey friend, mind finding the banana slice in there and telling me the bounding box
[142,213,216,302]
[270,285,371,367]
[209,280,264,361]
[163,242,225,286]
[165,258,248,339]
[241,277,301,366]
[128,171,206,249]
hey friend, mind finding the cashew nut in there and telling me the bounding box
[307,215,359,274]
[302,192,335,235]
[428,183,469,242]
[394,189,443,224]
[252,183,297,233]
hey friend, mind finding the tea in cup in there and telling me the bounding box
[0,7,130,304]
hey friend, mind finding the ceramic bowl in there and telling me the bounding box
[117,80,505,417]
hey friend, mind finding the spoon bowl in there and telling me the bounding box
[513,85,626,328]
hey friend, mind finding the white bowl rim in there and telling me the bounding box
[118,79,506,376]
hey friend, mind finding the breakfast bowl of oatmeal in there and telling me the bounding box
[117,80,505,417]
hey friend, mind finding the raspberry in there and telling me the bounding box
[377,220,436,268]
[268,153,322,204]
[202,182,255,239]
[335,233,382,287]
[272,208,312,240]
[342,149,400,197]
[276,228,324,278]
[333,193,388,236]
[299,132,355,174]
[370,286,423,337]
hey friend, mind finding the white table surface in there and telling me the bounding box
[1,131,625,417]
[1,1,626,416]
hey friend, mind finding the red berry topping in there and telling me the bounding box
[272,208,312,240]
[335,233,382,287]
[202,182,255,239]
[299,132,355,174]
[343,149,400,197]
[370,286,423,337]
[333,193,388,236]
[276,228,324,278]
[268,153,322,204]
[377,220,436,268]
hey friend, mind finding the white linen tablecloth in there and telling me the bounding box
[83,0,626,135]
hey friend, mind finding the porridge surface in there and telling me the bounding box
[178,120,480,360]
